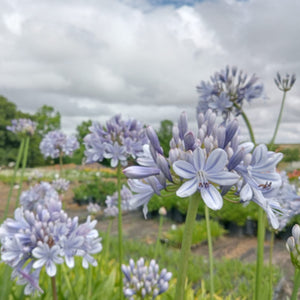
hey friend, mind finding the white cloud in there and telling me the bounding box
[0,0,299,143]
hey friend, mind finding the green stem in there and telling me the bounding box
[269,230,274,300]
[269,91,287,147]
[61,264,77,299]
[15,136,30,208]
[175,195,200,300]
[233,103,256,145]
[154,215,164,259]
[3,138,25,220]
[205,205,214,299]
[255,207,266,300]
[291,268,300,300]
[59,150,63,178]
[51,276,58,300]
[104,218,113,261]
[87,265,93,299]
[117,163,124,300]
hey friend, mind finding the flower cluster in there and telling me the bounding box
[122,258,172,299]
[104,185,133,217]
[52,178,70,194]
[39,130,79,159]
[7,118,37,136]
[196,66,263,120]
[84,114,148,168]
[265,171,300,231]
[0,190,102,295]
[20,181,59,211]
[87,202,101,214]
[123,110,283,229]
[286,224,300,268]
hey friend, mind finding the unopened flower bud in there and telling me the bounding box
[159,207,167,216]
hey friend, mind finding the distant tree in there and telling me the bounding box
[157,120,173,155]
[0,96,32,165]
[35,105,61,135]
[69,120,92,165]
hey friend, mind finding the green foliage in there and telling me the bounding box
[148,189,259,226]
[280,147,300,162]
[164,219,226,247]
[0,97,62,167]
[73,178,117,206]
[70,119,92,165]
[34,105,61,135]
[157,119,173,155]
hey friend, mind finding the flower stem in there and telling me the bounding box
[269,230,274,300]
[3,138,25,220]
[255,207,265,300]
[269,91,287,147]
[205,205,214,299]
[291,268,300,300]
[104,218,113,261]
[175,194,200,300]
[15,136,30,208]
[233,103,256,145]
[154,214,164,259]
[62,264,77,299]
[59,150,63,178]
[117,163,124,300]
[51,276,58,300]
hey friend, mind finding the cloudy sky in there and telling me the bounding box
[0,0,299,143]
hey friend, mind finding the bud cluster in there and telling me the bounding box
[196,66,263,120]
[286,224,300,268]
[274,72,296,92]
[122,258,172,299]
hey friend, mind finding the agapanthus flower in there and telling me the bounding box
[274,72,296,92]
[123,110,284,229]
[104,185,134,213]
[84,114,148,168]
[196,66,263,120]
[0,193,102,295]
[264,171,300,231]
[20,182,59,211]
[39,130,79,159]
[124,110,240,216]
[87,202,101,214]
[7,118,37,136]
[52,178,70,194]
[122,258,172,299]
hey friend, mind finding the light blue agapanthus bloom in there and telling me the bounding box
[173,147,240,210]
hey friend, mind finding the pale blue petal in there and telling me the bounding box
[173,161,196,179]
[267,207,279,230]
[46,261,56,277]
[193,147,205,171]
[32,259,46,270]
[240,183,253,201]
[176,177,198,198]
[207,171,240,186]
[200,185,223,210]
[205,148,227,173]
[252,144,267,165]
